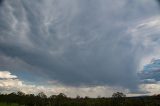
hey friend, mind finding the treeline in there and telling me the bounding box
[0,91,160,106]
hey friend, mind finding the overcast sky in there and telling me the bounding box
[0,0,160,97]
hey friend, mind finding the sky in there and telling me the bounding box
[1,0,160,97]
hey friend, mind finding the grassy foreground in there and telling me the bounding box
[0,103,18,106]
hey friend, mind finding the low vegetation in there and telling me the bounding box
[0,91,160,106]
[0,103,18,106]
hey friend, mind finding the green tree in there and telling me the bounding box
[112,92,126,106]
[37,92,47,106]
[112,92,126,98]
[37,92,47,98]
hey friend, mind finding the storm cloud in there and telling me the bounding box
[0,0,160,91]
[0,0,4,5]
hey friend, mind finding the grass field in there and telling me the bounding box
[0,103,18,106]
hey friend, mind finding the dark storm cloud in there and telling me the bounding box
[156,0,160,5]
[0,0,3,5]
[0,0,160,91]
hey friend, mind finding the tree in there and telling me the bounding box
[37,92,47,106]
[76,95,81,99]
[112,92,126,106]
[16,91,26,105]
[37,92,47,98]
[17,91,25,96]
[55,93,67,106]
[112,92,126,98]
[57,93,67,98]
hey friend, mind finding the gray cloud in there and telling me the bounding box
[156,0,160,5]
[0,0,160,91]
[0,0,4,5]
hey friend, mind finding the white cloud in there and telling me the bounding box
[0,79,22,87]
[0,71,17,79]
[0,71,130,97]
[0,78,127,97]
[140,83,160,95]
[2,71,160,97]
